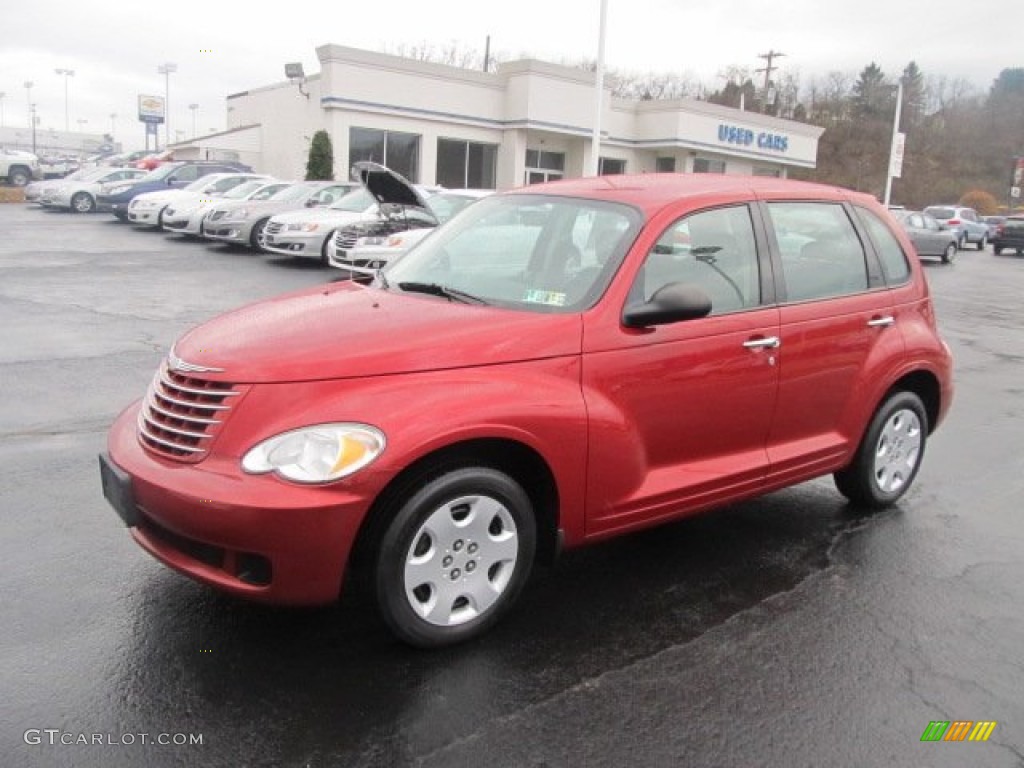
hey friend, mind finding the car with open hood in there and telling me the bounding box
[261,162,436,264]
[161,179,290,237]
[328,188,493,276]
[202,181,356,250]
[100,173,953,648]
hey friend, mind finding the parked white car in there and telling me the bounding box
[26,168,92,203]
[1,148,42,186]
[328,189,492,275]
[126,173,269,228]
[42,167,148,212]
[162,179,288,236]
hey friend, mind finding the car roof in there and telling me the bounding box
[504,173,878,215]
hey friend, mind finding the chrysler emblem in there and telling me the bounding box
[168,347,224,374]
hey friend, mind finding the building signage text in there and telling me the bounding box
[718,124,789,152]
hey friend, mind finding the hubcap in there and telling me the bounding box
[873,408,922,493]
[403,494,518,627]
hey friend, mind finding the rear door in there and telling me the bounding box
[761,200,902,486]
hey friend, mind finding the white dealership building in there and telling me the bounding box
[173,44,823,188]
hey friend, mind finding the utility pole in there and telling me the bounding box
[755,50,785,113]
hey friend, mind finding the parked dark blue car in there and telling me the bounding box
[97,161,252,220]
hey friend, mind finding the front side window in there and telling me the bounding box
[385,194,641,313]
[767,202,869,302]
[633,205,761,315]
[855,206,911,284]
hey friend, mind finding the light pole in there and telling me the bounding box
[189,103,198,138]
[588,0,608,177]
[109,112,117,137]
[24,81,33,134]
[883,80,904,207]
[157,62,177,149]
[55,68,74,132]
[30,103,38,154]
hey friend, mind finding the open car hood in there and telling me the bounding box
[351,161,428,209]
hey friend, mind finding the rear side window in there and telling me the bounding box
[855,207,911,284]
[767,202,869,302]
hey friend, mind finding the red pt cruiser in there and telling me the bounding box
[101,174,953,647]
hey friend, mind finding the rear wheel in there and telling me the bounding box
[71,191,95,213]
[834,391,927,509]
[977,234,987,251]
[320,230,337,266]
[941,242,956,264]
[373,467,536,647]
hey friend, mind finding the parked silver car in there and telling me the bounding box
[161,179,287,236]
[922,205,989,250]
[202,181,356,249]
[42,167,148,212]
[892,210,958,263]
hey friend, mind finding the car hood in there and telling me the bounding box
[352,161,429,209]
[270,207,372,226]
[172,282,582,384]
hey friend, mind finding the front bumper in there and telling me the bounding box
[262,231,326,257]
[102,404,370,605]
[204,220,254,245]
[162,210,205,235]
[128,206,162,226]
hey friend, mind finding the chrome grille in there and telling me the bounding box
[265,221,285,236]
[335,229,360,250]
[138,362,239,462]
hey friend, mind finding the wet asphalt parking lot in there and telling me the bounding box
[1,202,1023,768]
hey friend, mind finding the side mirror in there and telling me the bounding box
[622,283,712,328]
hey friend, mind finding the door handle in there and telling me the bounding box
[742,336,781,349]
[867,316,895,328]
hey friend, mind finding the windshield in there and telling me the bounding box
[329,187,375,212]
[923,207,955,219]
[222,180,266,199]
[269,183,319,202]
[384,194,642,313]
[426,193,486,222]
[184,176,221,192]
[140,164,180,182]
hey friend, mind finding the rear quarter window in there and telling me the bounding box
[855,206,911,285]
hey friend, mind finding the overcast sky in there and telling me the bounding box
[1,0,1018,151]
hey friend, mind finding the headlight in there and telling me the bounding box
[241,423,385,484]
[223,208,247,220]
[133,199,157,209]
[285,222,319,232]
[357,235,388,246]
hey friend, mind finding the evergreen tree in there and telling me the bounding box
[305,130,335,181]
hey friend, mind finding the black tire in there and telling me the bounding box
[71,191,95,213]
[249,218,269,250]
[320,231,337,266]
[8,166,30,187]
[977,234,987,251]
[941,242,956,264]
[156,206,167,229]
[112,211,128,222]
[834,391,928,509]
[373,466,536,648]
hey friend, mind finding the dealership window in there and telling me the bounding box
[693,157,726,174]
[598,157,626,175]
[525,149,565,185]
[753,167,782,178]
[655,157,676,173]
[349,127,421,182]
[436,139,497,189]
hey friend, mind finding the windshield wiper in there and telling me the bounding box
[397,281,488,305]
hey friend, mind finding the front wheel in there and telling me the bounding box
[374,467,536,648]
[941,242,956,264]
[834,391,928,509]
[71,191,95,213]
[8,166,30,186]
[250,218,269,250]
